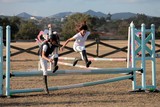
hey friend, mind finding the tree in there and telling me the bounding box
[0,17,10,40]
[0,16,22,40]
[61,13,91,39]
[118,21,129,36]
[16,21,39,40]
[10,16,21,39]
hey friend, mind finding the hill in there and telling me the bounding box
[49,10,137,20]
[15,10,139,20]
[49,12,73,18]
[111,12,137,20]
[84,10,107,18]
[16,12,43,20]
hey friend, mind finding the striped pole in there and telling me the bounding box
[0,26,3,96]
[58,61,100,69]
[10,75,133,94]
[10,67,141,77]
[59,57,126,62]
[127,26,131,68]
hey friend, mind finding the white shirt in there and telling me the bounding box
[73,31,90,47]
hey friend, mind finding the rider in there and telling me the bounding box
[60,21,92,68]
[39,34,59,94]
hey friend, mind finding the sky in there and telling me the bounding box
[0,0,160,17]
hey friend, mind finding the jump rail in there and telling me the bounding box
[10,68,141,77]
[10,75,132,94]
[59,57,127,61]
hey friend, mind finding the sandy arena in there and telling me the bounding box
[0,40,160,107]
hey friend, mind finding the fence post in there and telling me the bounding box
[96,37,99,57]
[0,26,3,96]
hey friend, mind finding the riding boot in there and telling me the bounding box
[53,58,58,73]
[43,75,49,94]
[82,50,92,68]
[73,57,82,66]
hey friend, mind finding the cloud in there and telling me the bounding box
[0,0,47,3]
[0,0,29,3]
[0,12,4,15]
[113,0,159,3]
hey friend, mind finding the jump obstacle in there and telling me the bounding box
[0,22,157,97]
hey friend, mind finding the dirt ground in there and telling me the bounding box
[0,40,160,107]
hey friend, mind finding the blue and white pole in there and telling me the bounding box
[6,26,11,96]
[0,26,3,96]
[151,24,156,89]
[130,22,137,90]
[141,24,146,90]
